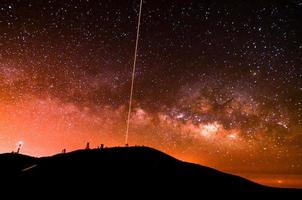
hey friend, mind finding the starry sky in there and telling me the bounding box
[0,0,301,188]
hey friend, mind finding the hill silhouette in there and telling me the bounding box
[0,146,301,197]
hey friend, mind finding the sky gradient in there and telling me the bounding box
[0,0,301,188]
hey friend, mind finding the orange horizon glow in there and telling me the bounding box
[0,96,301,189]
[2,141,302,189]
[0,0,301,191]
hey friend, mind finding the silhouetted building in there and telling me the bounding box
[62,149,66,153]
[100,144,104,149]
[85,142,90,150]
[16,144,21,154]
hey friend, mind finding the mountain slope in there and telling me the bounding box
[0,146,300,196]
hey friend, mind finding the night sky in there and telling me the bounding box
[0,0,301,188]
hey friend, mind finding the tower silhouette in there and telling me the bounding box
[85,142,90,150]
[16,143,22,154]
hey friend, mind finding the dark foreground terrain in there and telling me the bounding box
[0,146,300,197]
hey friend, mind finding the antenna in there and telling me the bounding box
[125,0,143,146]
[16,141,23,154]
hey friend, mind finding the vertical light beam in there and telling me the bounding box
[125,0,143,145]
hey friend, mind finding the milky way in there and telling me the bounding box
[0,0,301,188]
